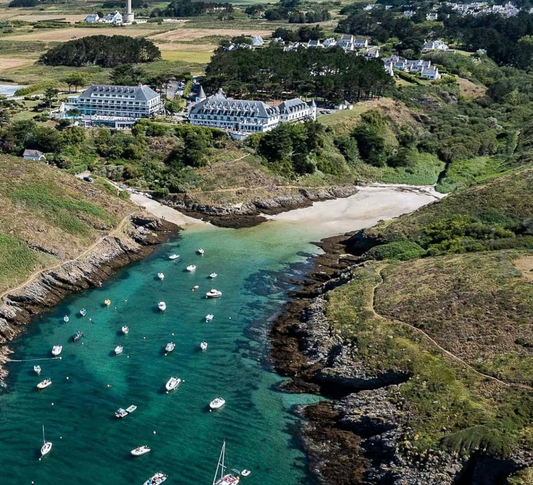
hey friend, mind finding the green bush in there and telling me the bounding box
[366,240,426,261]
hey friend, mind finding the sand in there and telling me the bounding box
[266,185,444,236]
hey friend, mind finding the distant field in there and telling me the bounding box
[0,12,87,22]
[158,43,214,63]
[0,56,35,69]
[148,27,272,41]
[5,27,156,42]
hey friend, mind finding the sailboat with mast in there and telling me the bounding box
[212,442,240,485]
[40,425,52,459]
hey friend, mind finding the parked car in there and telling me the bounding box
[82,176,94,183]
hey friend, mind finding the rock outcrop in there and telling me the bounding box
[0,215,178,378]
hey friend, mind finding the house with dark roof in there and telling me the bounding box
[189,90,316,136]
[23,149,46,161]
[74,84,162,119]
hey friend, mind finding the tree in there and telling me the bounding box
[61,73,87,93]
[111,64,146,85]
[43,87,59,109]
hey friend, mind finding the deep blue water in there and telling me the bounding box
[0,221,328,485]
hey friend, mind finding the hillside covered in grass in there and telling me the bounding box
[0,155,133,293]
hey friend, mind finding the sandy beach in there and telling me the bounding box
[265,185,443,235]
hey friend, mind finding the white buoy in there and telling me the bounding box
[153,431,156,434]
[51,403,54,406]
[66,377,69,380]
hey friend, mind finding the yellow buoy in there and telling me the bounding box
[104,299,111,306]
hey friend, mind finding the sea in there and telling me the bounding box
[0,219,338,485]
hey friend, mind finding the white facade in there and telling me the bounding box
[103,11,123,24]
[422,40,448,53]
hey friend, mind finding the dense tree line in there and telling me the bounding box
[203,46,393,103]
[163,0,233,17]
[288,9,330,23]
[8,0,38,7]
[272,25,325,42]
[39,36,161,68]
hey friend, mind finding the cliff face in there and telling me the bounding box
[0,215,178,378]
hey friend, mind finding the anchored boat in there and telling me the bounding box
[205,314,214,322]
[37,378,52,390]
[34,365,41,375]
[165,376,181,393]
[72,331,83,342]
[200,341,208,351]
[197,248,205,255]
[168,254,179,260]
[142,472,167,485]
[115,345,123,355]
[206,289,222,299]
[131,445,151,456]
[212,441,240,485]
[165,342,175,353]
[186,265,196,272]
[51,345,62,356]
[158,302,167,312]
[122,325,129,335]
[157,273,164,280]
[40,425,52,459]
[210,397,225,410]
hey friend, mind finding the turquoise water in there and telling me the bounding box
[0,221,330,485]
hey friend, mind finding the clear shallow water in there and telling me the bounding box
[0,221,329,485]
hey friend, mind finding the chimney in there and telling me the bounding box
[124,0,134,23]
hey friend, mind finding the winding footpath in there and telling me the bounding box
[370,265,533,391]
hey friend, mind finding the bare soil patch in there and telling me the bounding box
[148,28,271,42]
[0,57,36,69]
[0,13,87,22]
[7,27,155,42]
[514,255,533,281]
[457,77,487,99]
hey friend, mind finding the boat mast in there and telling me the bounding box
[212,441,226,485]
[42,425,45,445]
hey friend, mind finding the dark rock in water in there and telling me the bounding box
[0,215,179,379]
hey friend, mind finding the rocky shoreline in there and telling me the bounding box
[0,214,179,379]
[269,232,526,484]
[161,185,359,228]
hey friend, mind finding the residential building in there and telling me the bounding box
[426,12,438,20]
[307,40,323,48]
[322,38,337,48]
[421,66,441,80]
[189,90,316,137]
[354,38,369,48]
[364,48,380,58]
[252,36,264,47]
[84,14,100,23]
[23,149,45,161]
[422,40,448,53]
[102,11,123,24]
[338,34,355,51]
[75,84,161,118]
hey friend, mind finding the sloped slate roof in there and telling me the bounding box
[279,98,308,113]
[23,149,44,158]
[79,84,159,102]
[190,93,278,118]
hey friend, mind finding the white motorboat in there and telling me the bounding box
[34,365,41,375]
[205,314,214,322]
[206,289,222,299]
[115,408,128,418]
[63,315,70,323]
[210,397,226,410]
[186,265,196,272]
[40,425,52,458]
[168,254,179,260]
[165,376,181,392]
[165,342,175,353]
[37,378,52,390]
[209,273,218,279]
[126,404,137,413]
[157,272,164,280]
[122,325,129,335]
[197,248,205,255]
[51,345,62,356]
[212,442,240,485]
[115,345,123,355]
[158,302,167,312]
[142,472,168,485]
[131,445,151,456]
[79,308,87,317]
[241,470,251,477]
[200,341,208,351]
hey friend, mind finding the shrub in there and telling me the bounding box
[366,240,426,261]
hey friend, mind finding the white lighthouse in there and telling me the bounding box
[124,0,134,24]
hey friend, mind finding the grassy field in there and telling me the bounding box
[0,155,133,293]
[328,260,533,456]
[5,27,157,42]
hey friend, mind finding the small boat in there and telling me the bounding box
[197,248,205,255]
[168,254,179,260]
[51,345,62,356]
[115,408,128,418]
[210,397,226,410]
[209,273,218,279]
[40,425,52,458]
[165,376,181,392]
[165,342,175,353]
[131,445,151,456]
[206,289,222,299]
[192,285,199,291]
[157,272,164,280]
[37,378,52,390]
[115,345,123,355]
[34,365,42,375]
[212,442,239,485]
[104,299,111,306]
[200,341,208,351]
[158,302,166,312]
[122,325,129,335]
[63,315,70,323]
[205,314,214,322]
[241,469,251,477]
[186,265,196,272]
[79,308,87,317]
[143,472,168,485]
[126,404,137,413]
[72,331,83,342]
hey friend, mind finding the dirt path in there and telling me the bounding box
[370,265,533,390]
[0,211,139,302]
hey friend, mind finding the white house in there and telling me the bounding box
[307,40,323,48]
[426,12,438,20]
[102,11,123,24]
[338,34,355,51]
[84,13,100,23]
[23,149,45,161]
[322,38,337,48]
[354,38,369,48]
[421,66,441,80]
[364,48,380,58]
[252,36,264,47]
[422,40,448,53]
[189,90,316,137]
